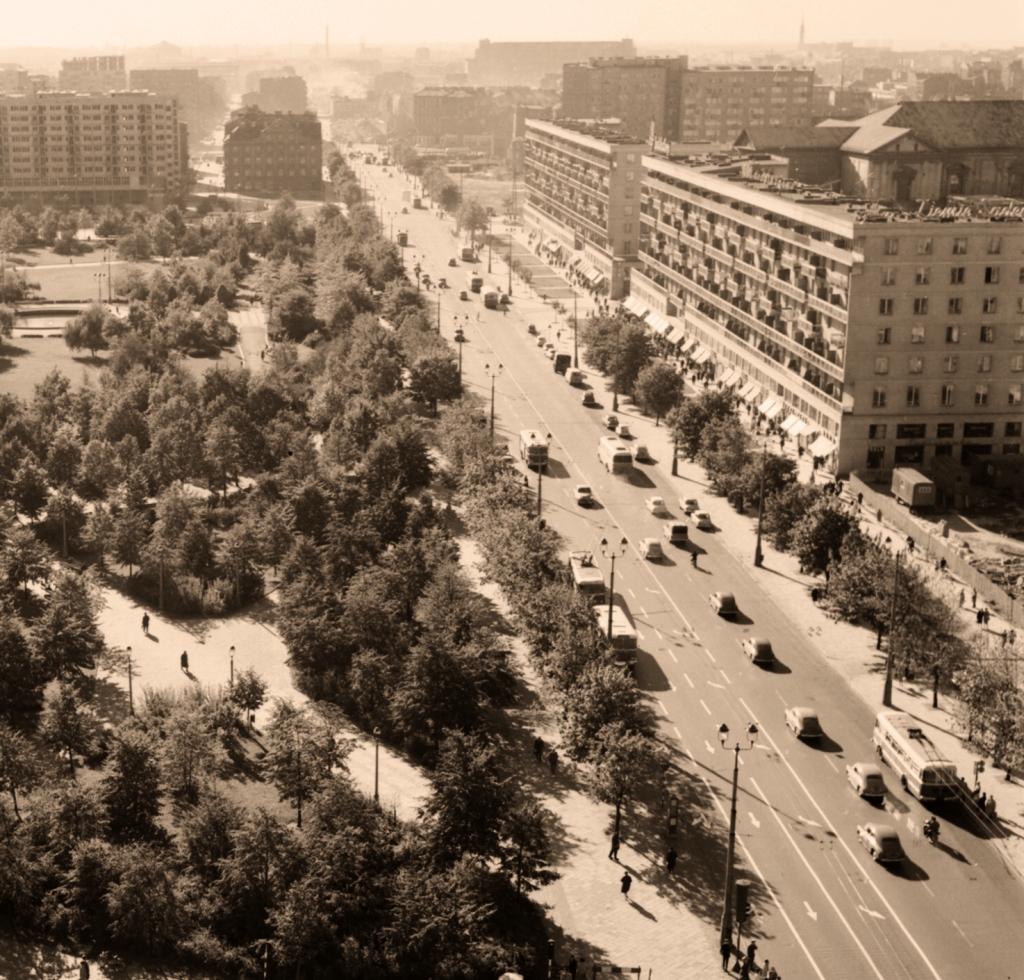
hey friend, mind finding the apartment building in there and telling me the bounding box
[634,156,1024,476]
[223,107,322,198]
[0,91,182,205]
[523,119,646,299]
[58,56,126,93]
[243,75,308,115]
[412,87,492,144]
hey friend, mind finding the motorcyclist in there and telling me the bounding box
[924,816,939,842]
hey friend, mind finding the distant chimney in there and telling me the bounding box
[325,25,330,59]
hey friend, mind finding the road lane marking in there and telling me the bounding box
[640,606,648,616]
[749,812,761,829]
[656,699,669,717]
[858,906,885,920]
[668,681,677,692]
[741,698,947,980]
[673,726,683,741]
[750,776,888,980]
[707,680,725,689]
[683,673,694,687]
[699,699,712,715]
[667,649,678,663]
[628,588,636,598]
[704,740,716,754]
[705,648,717,663]
[804,901,818,921]
[825,757,839,772]
[720,669,732,685]
[951,921,973,948]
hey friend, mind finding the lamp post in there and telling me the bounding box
[882,551,902,707]
[437,289,442,333]
[229,645,235,689]
[94,271,105,302]
[488,216,493,274]
[718,721,759,951]
[536,434,552,520]
[508,233,513,296]
[754,441,767,567]
[373,726,382,804]
[414,260,422,293]
[572,289,579,368]
[485,362,502,437]
[126,646,134,716]
[600,537,629,636]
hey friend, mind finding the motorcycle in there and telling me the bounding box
[924,819,940,845]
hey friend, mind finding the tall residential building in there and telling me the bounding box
[127,68,225,139]
[523,119,646,299]
[223,107,322,198]
[0,91,182,205]
[632,154,1024,476]
[468,39,636,87]
[58,56,126,93]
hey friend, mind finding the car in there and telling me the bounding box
[575,485,594,506]
[639,538,664,560]
[663,523,688,545]
[438,278,448,289]
[459,290,469,300]
[500,294,510,305]
[601,414,619,430]
[454,329,465,343]
[631,443,652,462]
[537,336,546,347]
[784,706,823,739]
[528,323,538,335]
[646,496,668,515]
[846,763,887,800]
[447,256,456,265]
[582,391,597,407]
[680,497,700,515]
[617,424,632,439]
[693,511,714,530]
[856,822,905,864]
[742,637,775,665]
[709,591,738,618]
[544,345,556,359]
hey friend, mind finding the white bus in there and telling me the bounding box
[519,429,549,469]
[598,437,633,475]
[592,603,638,673]
[872,711,958,802]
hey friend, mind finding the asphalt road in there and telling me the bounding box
[358,153,1024,980]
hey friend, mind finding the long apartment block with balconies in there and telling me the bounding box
[635,154,1024,477]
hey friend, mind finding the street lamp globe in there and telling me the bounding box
[718,722,729,745]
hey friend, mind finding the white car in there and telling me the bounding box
[645,496,668,515]
[617,424,632,439]
[575,485,594,506]
[663,523,688,545]
[544,347,555,359]
[680,497,700,514]
[846,763,887,800]
[631,443,652,462]
[693,511,713,530]
[857,822,905,864]
[639,537,664,560]
[742,637,775,665]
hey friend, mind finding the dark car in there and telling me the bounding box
[709,592,738,618]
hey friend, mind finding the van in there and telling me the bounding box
[663,523,688,544]
[891,468,935,509]
[483,290,499,309]
[553,353,572,375]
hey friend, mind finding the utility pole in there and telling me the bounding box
[601,537,629,636]
[754,441,767,567]
[485,363,502,437]
[718,722,758,950]
[573,289,579,368]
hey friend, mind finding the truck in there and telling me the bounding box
[568,551,606,605]
[483,290,500,309]
[461,246,476,262]
[891,468,936,509]
[466,272,484,293]
[553,353,572,375]
[396,231,408,247]
[592,603,638,674]
[519,429,550,469]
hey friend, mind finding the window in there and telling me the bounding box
[948,298,962,314]
[950,266,965,284]
[935,444,953,456]
[884,237,899,255]
[915,267,930,285]
[978,355,992,372]
[626,170,635,181]
[910,325,925,344]
[965,422,994,438]
[875,356,889,374]
[1017,325,1024,342]
[868,423,887,439]
[626,153,635,163]
[937,423,955,438]
[1010,385,1023,405]
[866,446,885,470]
[917,238,932,255]
[946,325,960,343]
[908,356,924,373]
[985,266,1000,284]
[944,355,958,372]
[987,237,1001,255]
[980,325,995,343]
[1006,422,1023,437]
[882,267,896,285]
[1020,268,1024,284]
[1018,298,1024,314]
[975,384,989,406]
[952,237,967,255]
[1005,444,1021,454]
[872,386,887,408]
[906,386,920,407]
[876,327,892,346]
[1013,355,1024,372]
[913,298,929,315]
[897,423,926,439]
[941,384,955,406]
[983,298,998,314]
[879,299,893,316]
[623,240,632,253]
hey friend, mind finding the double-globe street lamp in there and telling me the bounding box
[485,362,503,437]
[600,537,629,636]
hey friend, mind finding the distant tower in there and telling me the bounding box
[799,16,805,48]
[325,25,330,59]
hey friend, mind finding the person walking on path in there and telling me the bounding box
[620,871,632,900]
[745,941,757,971]
[721,938,733,971]
[665,846,677,872]
[547,749,558,774]
[79,959,90,980]
[972,589,977,608]
[959,589,965,607]
[568,955,578,980]
[534,736,545,762]
[609,832,620,861]
[180,651,189,673]
[142,612,149,634]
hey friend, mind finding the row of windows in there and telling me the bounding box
[881,266,1024,286]
[878,297,1024,315]
[871,383,1021,408]
[868,422,1021,440]
[866,444,1020,469]
[875,353,1024,373]
[877,324,1024,344]
[882,236,1003,256]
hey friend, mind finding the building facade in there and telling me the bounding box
[468,39,636,87]
[412,87,492,144]
[223,107,322,198]
[245,75,308,115]
[0,91,182,204]
[633,155,1024,477]
[523,119,645,299]
[58,56,126,93]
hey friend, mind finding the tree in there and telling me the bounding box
[580,316,653,397]
[175,791,245,883]
[45,423,83,487]
[100,727,163,841]
[589,721,664,836]
[0,612,45,714]
[0,721,39,819]
[268,286,319,342]
[161,705,225,804]
[790,499,857,575]
[634,361,684,424]
[40,681,93,779]
[11,452,49,521]
[762,483,822,552]
[81,501,116,568]
[667,388,737,461]
[79,440,123,500]
[497,797,560,894]
[230,666,268,730]
[423,730,509,865]
[45,485,86,559]
[457,198,489,247]
[560,662,649,762]
[34,570,105,679]
[105,845,180,954]
[217,519,262,606]
[0,305,15,342]
[1,524,50,598]
[111,506,149,579]
[408,352,462,416]
[696,415,752,496]
[116,228,152,262]
[63,304,111,357]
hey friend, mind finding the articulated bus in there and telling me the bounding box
[598,437,633,475]
[872,711,959,801]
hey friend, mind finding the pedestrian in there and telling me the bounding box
[984,608,991,626]
[977,609,984,625]
[534,735,544,762]
[180,650,189,672]
[666,846,677,872]
[1010,630,1017,646]
[767,965,778,980]
[978,791,987,811]
[690,551,698,568]
[524,474,529,487]
[721,937,733,971]
[548,749,558,774]
[972,589,977,608]
[739,961,750,980]
[79,959,90,980]
[620,871,632,900]
[746,941,757,970]
[1003,630,1008,647]
[906,536,915,553]
[959,589,965,607]
[557,330,562,341]
[142,612,149,634]
[939,557,947,573]
[568,955,578,980]
[836,480,844,495]
[609,832,620,861]
[985,795,996,817]
[857,491,864,507]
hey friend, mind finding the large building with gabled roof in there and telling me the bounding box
[223,107,322,198]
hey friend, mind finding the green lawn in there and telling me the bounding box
[9,246,164,303]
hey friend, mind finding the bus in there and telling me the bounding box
[598,436,634,475]
[519,429,549,469]
[461,246,477,261]
[568,551,606,605]
[872,711,959,801]
[592,603,638,673]
[466,272,484,293]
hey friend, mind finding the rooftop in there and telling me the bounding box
[736,126,857,150]
[527,117,646,147]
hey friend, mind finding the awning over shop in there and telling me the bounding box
[737,380,757,399]
[758,397,777,415]
[718,368,738,386]
[680,339,698,355]
[692,347,711,365]
[665,327,686,346]
[779,414,800,432]
[742,385,762,404]
[807,434,837,456]
[789,421,809,437]
[589,270,606,286]
[622,296,648,317]
[569,255,583,268]
[722,370,743,388]
[764,401,784,420]
[645,312,671,334]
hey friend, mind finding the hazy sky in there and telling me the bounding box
[4,0,1022,51]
